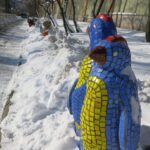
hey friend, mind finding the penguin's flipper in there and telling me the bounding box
[67,79,78,114]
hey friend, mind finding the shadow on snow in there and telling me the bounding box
[0,55,26,66]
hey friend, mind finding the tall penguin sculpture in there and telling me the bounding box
[68,14,141,150]
[68,14,117,134]
[81,35,141,150]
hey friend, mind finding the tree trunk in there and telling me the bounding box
[107,0,116,16]
[34,0,38,16]
[5,0,11,13]
[96,0,105,16]
[64,0,69,15]
[146,0,150,42]
[83,0,88,19]
[115,0,122,26]
[71,0,82,32]
[56,0,70,35]
[119,0,128,27]
[131,0,139,30]
[40,2,57,27]
[51,0,54,14]
[92,0,98,18]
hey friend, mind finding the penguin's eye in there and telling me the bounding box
[113,52,118,57]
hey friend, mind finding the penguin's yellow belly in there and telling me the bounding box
[81,76,108,150]
[75,56,92,89]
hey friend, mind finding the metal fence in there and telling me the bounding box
[111,0,149,31]
[78,0,149,31]
[111,13,148,31]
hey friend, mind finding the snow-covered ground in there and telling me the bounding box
[0,20,150,150]
[0,20,28,115]
[0,14,22,29]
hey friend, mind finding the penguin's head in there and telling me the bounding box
[89,36,131,72]
[88,14,117,52]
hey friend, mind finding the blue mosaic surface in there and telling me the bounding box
[71,83,86,125]
[68,79,78,114]
[89,17,117,51]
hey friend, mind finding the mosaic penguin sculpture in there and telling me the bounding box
[80,23,141,150]
[68,14,141,150]
[68,14,117,133]
[81,36,141,150]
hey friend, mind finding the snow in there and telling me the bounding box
[0,23,88,150]
[131,96,141,124]
[0,21,150,149]
[0,14,22,29]
[121,66,136,82]
[0,20,27,115]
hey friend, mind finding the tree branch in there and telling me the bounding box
[96,0,105,16]
[92,0,98,18]
[56,0,69,35]
[107,0,116,15]
[71,0,82,32]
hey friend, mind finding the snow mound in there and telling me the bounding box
[0,26,88,150]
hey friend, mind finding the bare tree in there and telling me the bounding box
[92,0,115,18]
[96,0,105,16]
[38,0,58,27]
[71,0,82,32]
[119,0,128,27]
[56,0,82,35]
[83,0,89,19]
[23,0,38,16]
[146,0,150,42]
[62,0,75,33]
[56,0,73,35]
[63,0,69,16]
[51,0,55,14]
[67,0,73,19]
[5,0,11,13]
[107,0,116,16]
[115,0,122,26]
[131,0,139,30]
[92,0,98,18]
[91,0,105,18]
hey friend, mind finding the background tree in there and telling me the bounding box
[96,0,104,16]
[63,0,68,16]
[91,0,105,18]
[71,0,82,32]
[5,0,11,13]
[92,0,98,18]
[131,0,139,30]
[107,0,116,16]
[83,0,89,20]
[23,0,38,16]
[56,0,74,35]
[115,0,122,26]
[38,0,58,27]
[61,0,75,33]
[119,0,128,27]
[146,0,150,42]
[56,0,82,35]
